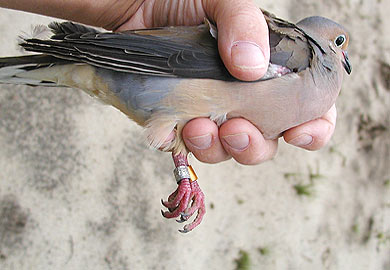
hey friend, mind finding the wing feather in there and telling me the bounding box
[19,10,324,81]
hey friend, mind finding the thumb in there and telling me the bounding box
[203,0,270,81]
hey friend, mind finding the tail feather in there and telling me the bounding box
[0,54,71,86]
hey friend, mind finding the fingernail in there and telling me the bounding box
[222,133,249,151]
[289,134,313,147]
[231,41,266,70]
[186,133,212,150]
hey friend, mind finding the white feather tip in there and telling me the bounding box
[18,25,51,42]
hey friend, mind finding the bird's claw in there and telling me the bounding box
[176,212,190,223]
[161,179,205,233]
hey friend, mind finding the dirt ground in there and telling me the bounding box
[0,0,389,269]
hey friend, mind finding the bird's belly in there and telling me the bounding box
[95,68,183,125]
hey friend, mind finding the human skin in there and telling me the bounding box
[0,0,337,165]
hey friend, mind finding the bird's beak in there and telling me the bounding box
[342,51,352,75]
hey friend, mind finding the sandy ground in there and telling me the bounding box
[0,0,389,269]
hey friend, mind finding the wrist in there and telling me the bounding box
[0,0,142,30]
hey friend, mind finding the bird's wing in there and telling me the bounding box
[20,21,232,80]
[262,9,319,73]
[19,10,322,81]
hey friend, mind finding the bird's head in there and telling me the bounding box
[297,16,352,75]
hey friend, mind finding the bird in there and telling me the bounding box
[0,9,351,233]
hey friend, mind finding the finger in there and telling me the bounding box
[219,118,278,165]
[203,0,270,81]
[182,118,231,163]
[284,104,337,151]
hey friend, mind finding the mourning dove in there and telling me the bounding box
[0,9,351,232]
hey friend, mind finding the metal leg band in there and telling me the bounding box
[173,165,198,183]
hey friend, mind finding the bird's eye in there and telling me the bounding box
[334,35,346,47]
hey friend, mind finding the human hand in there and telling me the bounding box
[182,105,337,165]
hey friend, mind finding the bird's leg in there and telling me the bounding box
[161,152,206,233]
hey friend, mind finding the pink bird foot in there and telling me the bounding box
[161,153,206,233]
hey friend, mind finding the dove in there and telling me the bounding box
[0,9,351,233]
